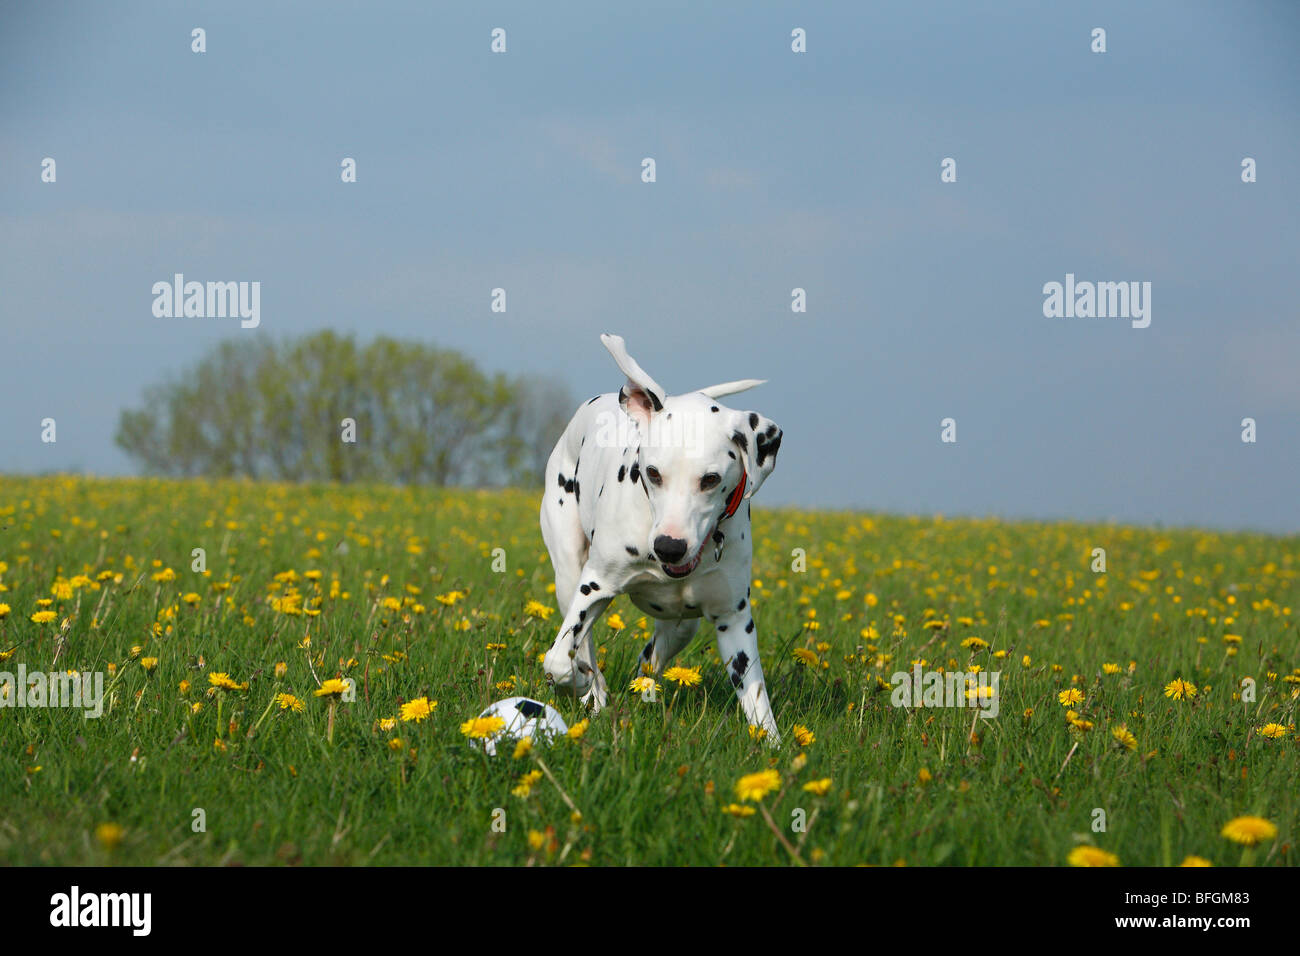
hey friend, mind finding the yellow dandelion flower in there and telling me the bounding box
[208,672,247,692]
[524,600,554,620]
[792,647,819,666]
[629,676,661,696]
[275,693,305,713]
[802,778,832,796]
[400,696,436,722]
[1057,688,1084,707]
[792,724,816,747]
[512,769,544,798]
[94,823,125,850]
[662,665,702,687]
[1220,815,1276,846]
[313,678,349,698]
[460,716,506,739]
[735,769,781,802]
[1067,846,1119,867]
[1164,678,1197,701]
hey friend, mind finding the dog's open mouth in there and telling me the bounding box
[661,540,706,578]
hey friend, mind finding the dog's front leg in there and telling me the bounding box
[711,608,781,746]
[543,574,614,712]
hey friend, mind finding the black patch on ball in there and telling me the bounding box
[515,699,546,718]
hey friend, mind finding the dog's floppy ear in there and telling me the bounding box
[730,409,783,499]
[697,379,766,399]
[601,333,666,427]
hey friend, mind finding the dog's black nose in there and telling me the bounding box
[654,535,689,564]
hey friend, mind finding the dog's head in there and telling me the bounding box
[601,333,782,578]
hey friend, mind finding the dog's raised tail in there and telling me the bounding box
[696,379,766,399]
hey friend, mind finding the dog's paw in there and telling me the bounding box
[580,681,608,715]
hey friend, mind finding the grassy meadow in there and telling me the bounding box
[0,474,1296,866]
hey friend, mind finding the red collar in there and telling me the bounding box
[722,465,746,519]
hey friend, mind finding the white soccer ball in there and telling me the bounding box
[472,696,569,756]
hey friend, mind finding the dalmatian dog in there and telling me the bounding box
[540,334,784,743]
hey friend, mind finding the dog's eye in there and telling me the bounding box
[645,466,662,486]
[700,473,721,491]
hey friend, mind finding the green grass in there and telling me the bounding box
[0,474,1296,865]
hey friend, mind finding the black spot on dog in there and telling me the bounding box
[649,392,663,412]
[737,598,746,611]
[710,405,719,413]
[755,429,782,467]
[727,450,736,460]
[685,602,697,610]
[650,603,663,612]
[745,618,755,633]
[579,609,586,621]
[617,465,626,482]
[641,640,654,660]
[718,624,728,632]
[712,529,724,545]
[630,463,640,484]
[731,431,747,452]
[558,498,564,506]
[731,651,750,686]
[557,473,566,488]
[580,584,591,595]
[626,545,638,556]
[588,582,600,592]
[564,478,575,494]
[516,699,546,718]
[599,484,604,497]
[749,413,759,430]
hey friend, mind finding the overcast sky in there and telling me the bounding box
[2,1,1298,532]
